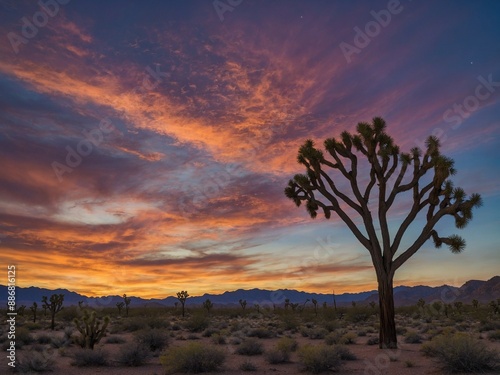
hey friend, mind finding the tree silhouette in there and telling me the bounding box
[42,294,64,330]
[203,298,213,314]
[177,291,189,317]
[123,294,131,317]
[284,117,481,348]
[30,302,37,323]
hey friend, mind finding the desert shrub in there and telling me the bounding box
[247,327,275,338]
[36,334,52,344]
[17,350,56,373]
[479,321,500,332]
[229,336,242,345]
[396,326,408,335]
[105,335,126,344]
[322,319,340,332]
[302,327,328,339]
[146,317,170,329]
[333,345,357,360]
[280,314,300,331]
[71,348,108,367]
[265,348,289,364]
[160,342,225,373]
[421,333,499,373]
[188,333,200,340]
[120,317,148,332]
[185,314,210,333]
[239,360,257,371]
[135,329,169,352]
[236,338,264,355]
[366,337,379,346]
[325,330,354,345]
[340,332,356,344]
[298,344,342,373]
[276,337,298,352]
[404,331,423,344]
[404,360,415,367]
[487,330,500,341]
[211,333,226,345]
[202,327,219,337]
[357,330,367,337]
[23,322,42,331]
[117,343,150,366]
[51,336,71,348]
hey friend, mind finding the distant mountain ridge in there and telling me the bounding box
[1,276,498,308]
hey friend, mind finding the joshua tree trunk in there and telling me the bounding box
[377,272,397,348]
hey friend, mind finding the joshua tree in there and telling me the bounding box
[432,301,442,315]
[239,299,247,310]
[174,301,179,309]
[74,310,110,349]
[176,290,189,317]
[290,302,299,311]
[123,294,131,317]
[351,301,357,308]
[417,298,426,309]
[312,299,318,316]
[30,302,37,323]
[490,300,499,314]
[203,299,213,314]
[42,294,64,330]
[472,299,479,308]
[116,301,125,315]
[332,290,337,312]
[284,298,290,310]
[254,303,260,313]
[323,301,327,309]
[369,301,377,309]
[285,118,481,348]
[454,301,463,313]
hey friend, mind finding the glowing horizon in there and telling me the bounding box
[1,1,499,300]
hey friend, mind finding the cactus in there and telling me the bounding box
[472,299,479,308]
[74,309,110,349]
[416,298,425,309]
[369,301,376,309]
[42,294,64,330]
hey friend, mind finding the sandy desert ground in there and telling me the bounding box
[2,305,500,374]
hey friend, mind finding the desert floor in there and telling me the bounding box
[2,305,500,374]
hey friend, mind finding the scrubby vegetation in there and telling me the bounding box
[2,297,499,373]
[160,342,226,373]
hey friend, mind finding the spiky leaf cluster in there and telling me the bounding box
[284,117,482,270]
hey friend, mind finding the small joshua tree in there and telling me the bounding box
[351,301,357,308]
[17,305,26,316]
[116,302,124,315]
[74,309,110,349]
[239,299,247,310]
[472,299,479,309]
[312,299,318,316]
[123,294,131,317]
[177,291,189,317]
[369,301,377,309]
[290,303,299,311]
[203,299,213,314]
[254,303,260,313]
[454,301,463,313]
[30,302,37,323]
[417,298,426,309]
[432,301,442,315]
[42,294,64,330]
[323,301,327,309]
[284,299,290,310]
[489,300,499,314]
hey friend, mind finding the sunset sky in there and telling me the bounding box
[0,0,499,299]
